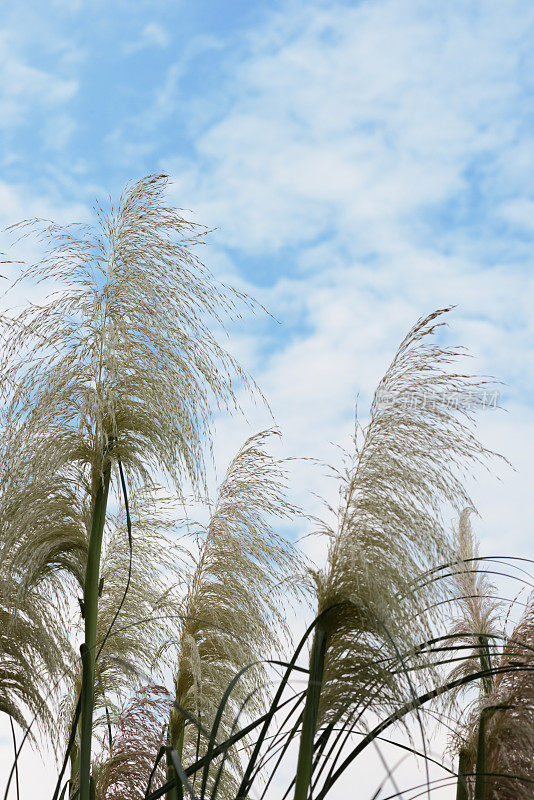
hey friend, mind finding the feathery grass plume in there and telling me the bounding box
[447,509,504,692]
[0,173,253,492]
[294,308,498,800]
[166,429,300,799]
[0,539,67,735]
[0,174,255,799]
[483,595,534,800]
[445,510,505,798]
[459,594,534,800]
[0,468,89,594]
[92,686,169,800]
[0,431,71,742]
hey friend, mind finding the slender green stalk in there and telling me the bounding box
[478,635,493,695]
[473,705,511,800]
[9,719,20,800]
[166,727,183,800]
[455,749,468,800]
[69,746,80,799]
[79,458,111,800]
[474,710,488,800]
[294,621,328,800]
[471,636,493,800]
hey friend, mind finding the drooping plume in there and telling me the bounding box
[167,429,300,797]
[312,309,499,725]
[0,175,255,786]
[0,173,253,493]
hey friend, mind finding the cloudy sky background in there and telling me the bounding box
[0,0,533,797]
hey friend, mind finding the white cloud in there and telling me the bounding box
[110,33,223,149]
[499,198,534,230]
[0,31,78,129]
[122,21,171,55]
[157,0,534,501]
[163,0,533,260]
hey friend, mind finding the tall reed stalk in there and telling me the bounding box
[79,455,112,800]
[293,308,496,799]
[448,509,504,799]
[461,594,534,800]
[0,174,253,796]
[455,749,469,800]
[293,622,328,800]
[165,429,298,800]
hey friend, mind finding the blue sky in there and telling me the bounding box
[1,0,533,796]
[2,0,532,394]
[1,1,532,377]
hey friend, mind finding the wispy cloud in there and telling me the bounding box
[0,31,77,128]
[115,33,223,135]
[122,21,171,55]
[156,1,534,593]
[152,0,533,404]
[162,0,533,261]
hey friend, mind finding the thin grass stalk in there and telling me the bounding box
[314,666,523,800]
[224,620,316,799]
[166,729,183,800]
[199,662,260,799]
[471,635,494,800]
[256,697,306,800]
[51,692,81,800]
[293,621,328,800]
[69,748,80,800]
[2,654,84,800]
[474,709,488,800]
[304,596,432,800]
[145,747,167,800]
[478,635,493,695]
[278,722,336,800]
[79,457,112,800]
[167,748,196,800]
[455,749,468,800]
[9,718,20,800]
[472,704,514,800]
[146,693,327,800]
[211,685,266,799]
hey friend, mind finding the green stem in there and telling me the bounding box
[79,458,111,800]
[69,744,79,799]
[9,719,20,800]
[472,634,494,800]
[455,749,468,800]
[294,622,328,800]
[478,635,493,695]
[166,727,184,800]
[474,709,487,800]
